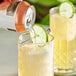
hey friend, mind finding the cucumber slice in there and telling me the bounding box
[59,1,75,18]
[31,24,48,43]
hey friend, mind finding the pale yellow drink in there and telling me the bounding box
[18,32,54,76]
[50,7,76,73]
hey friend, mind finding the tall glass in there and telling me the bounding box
[18,31,54,76]
[50,7,76,74]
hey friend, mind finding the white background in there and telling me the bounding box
[0,30,18,76]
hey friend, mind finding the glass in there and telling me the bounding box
[18,30,54,76]
[50,7,76,75]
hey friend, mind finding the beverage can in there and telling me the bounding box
[0,1,36,32]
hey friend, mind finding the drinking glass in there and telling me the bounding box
[50,7,76,75]
[18,30,54,76]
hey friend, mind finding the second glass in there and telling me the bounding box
[50,7,76,74]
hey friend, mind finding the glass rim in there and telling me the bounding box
[18,31,54,45]
[50,6,76,15]
[49,7,59,15]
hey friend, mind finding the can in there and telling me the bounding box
[0,1,36,32]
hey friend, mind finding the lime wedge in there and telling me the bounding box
[59,1,75,18]
[30,24,48,43]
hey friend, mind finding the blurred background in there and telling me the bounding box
[24,0,76,26]
[0,0,76,76]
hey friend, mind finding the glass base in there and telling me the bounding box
[55,73,76,76]
[54,67,76,76]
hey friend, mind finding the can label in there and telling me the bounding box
[0,1,20,31]
[6,2,20,16]
[0,1,10,10]
[5,0,11,3]
[11,0,22,1]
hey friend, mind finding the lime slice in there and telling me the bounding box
[30,24,48,43]
[59,1,75,18]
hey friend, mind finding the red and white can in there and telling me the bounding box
[0,0,22,10]
[0,1,36,32]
